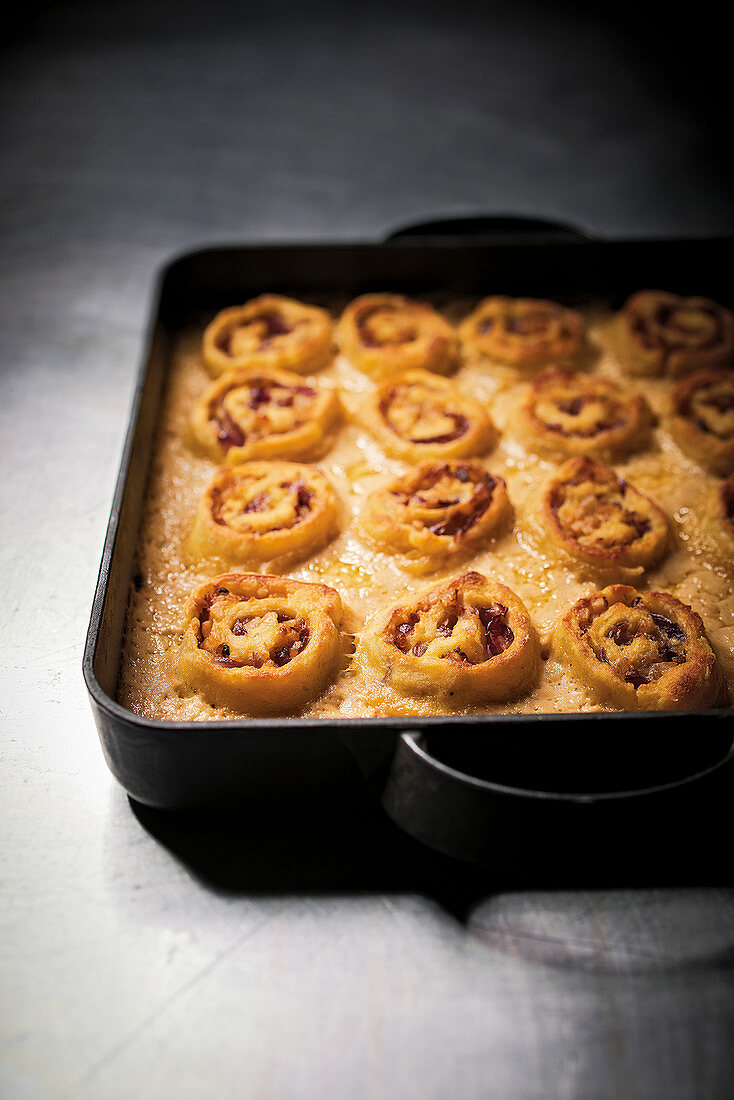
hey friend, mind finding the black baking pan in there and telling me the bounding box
[82,216,734,865]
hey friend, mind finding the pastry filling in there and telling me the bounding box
[215,311,296,355]
[578,594,687,688]
[358,305,418,348]
[209,377,316,450]
[390,599,514,664]
[550,472,651,553]
[393,464,496,538]
[630,300,722,352]
[380,384,469,444]
[682,377,734,439]
[536,392,625,438]
[194,588,310,668]
[211,476,314,533]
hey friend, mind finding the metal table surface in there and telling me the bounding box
[1,3,733,1097]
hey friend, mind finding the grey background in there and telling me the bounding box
[1,2,733,1097]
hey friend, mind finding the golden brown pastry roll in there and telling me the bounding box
[553,585,727,711]
[174,574,344,714]
[459,296,585,367]
[358,571,540,703]
[336,293,459,378]
[186,462,338,568]
[356,368,497,462]
[535,457,669,580]
[701,475,734,561]
[669,369,734,475]
[188,365,339,465]
[203,294,334,376]
[616,290,734,377]
[362,460,511,572]
[515,368,653,460]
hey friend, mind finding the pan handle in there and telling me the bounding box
[381,727,734,866]
[384,213,594,244]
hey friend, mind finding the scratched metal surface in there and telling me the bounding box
[1,2,733,1098]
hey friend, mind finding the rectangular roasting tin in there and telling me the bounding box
[83,219,734,865]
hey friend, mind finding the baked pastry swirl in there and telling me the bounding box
[553,585,727,711]
[459,296,585,367]
[701,475,734,561]
[617,290,734,378]
[336,293,458,378]
[362,460,510,572]
[535,457,669,580]
[515,368,653,459]
[669,369,734,475]
[357,368,497,462]
[359,571,540,703]
[186,462,338,567]
[174,574,344,714]
[203,294,334,376]
[188,366,339,465]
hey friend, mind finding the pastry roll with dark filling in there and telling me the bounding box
[616,290,734,378]
[362,460,511,572]
[459,296,585,367]
[359,571,540,703]
[357,368,497,462]
[188,365,339,464]
[203,294,334,376]
[336,293,459,378]
[534,456,669,580]
[669,369,734,475]
[515,368,654,459]
[174,574,345,714]
[187,462,338,567]
[553,585,727,711]
[701,475,734,561]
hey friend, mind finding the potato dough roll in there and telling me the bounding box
[174,574,345,714]
[187,462,338,567]
[553,585,727,711]
[362,460,510,572]
[616,290,734,378]
[203,294,334,376]
[534,456,669,580]
[669,368,734,476]
[357,368,497,462]
[459,296,585,367]
[188,366,339,465]
[336,294,459,378]
[515,368,653,459]
[358,571,540,703]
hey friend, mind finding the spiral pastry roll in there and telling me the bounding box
[459,296,585,368]
[553,585,727,711]
[175,574,344,714]
[536,457,669,580]
[669,369,734,475]
[617,290,734,378]
[362,460,510,572]
[203,294,334,376]
[336,294,459,379]
[701,475,734,560]
[359,571,540,704]
[515,368,653,460]
[189,365,339,465]
[358,368,497,462]
[187,462,338,567]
